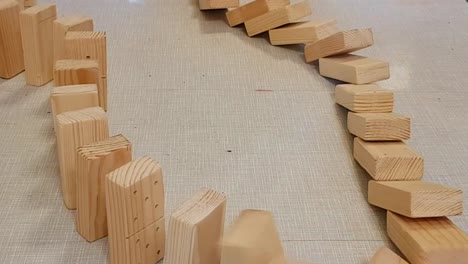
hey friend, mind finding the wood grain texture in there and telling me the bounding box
[370,247,408,264]
[0,0,24,79]
[335,84,394,113]
[53,16,93,63]
[225,0,290,27]
[347,112,410,141]
[269,18,338,45]
[199,0,239,10]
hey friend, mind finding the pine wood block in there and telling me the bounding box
[53,16,93,63]
[319,54,390,84]
[199,0,239,10]
[370,247,408,264]
[305,28,374,62]
[24,0,35,8]
[225,0,290,27]
[387,211,468,264]
[244,1,312,37]
[353,138,424,181]
[56,107,109,209]
[0,0,24,79]
[268,18,338,45]
[76,135,132,242]
[19,4,56,86]
[221,210,285,264]
[348,112,410,141]
[335,84,394,113]
[165,188,226,264]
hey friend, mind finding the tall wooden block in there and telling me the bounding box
[0,0,24,79]
[353,138,424,181]
[19,4,56,86]
[76,135,132,242]
[335,84,394,113]
[268,18,338,45]
[166,188,226,264]
[225,0,289,27]
[305,28,374,62]
[199,0,239,10]
[348,112,410,141]
[244,1,312,37]
[53,16,93,63]
[369,181,463,218]
[56,107,109,209]
[319,54,390,84]
[105,156,165,264]
[387,211,468,264]
[370,247,408,264]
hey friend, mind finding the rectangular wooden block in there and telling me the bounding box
[348,112,410,141]
[268,18,338,45]
[225,0,290,27]
[76,135,132,242]
[19,4,56,86]
[335,84,394,113]
[387,211,468,264]
[0,0,25,79]
[305,28,374,62]
[244,1,312,37]
[370,247,408,264]
[199,0,239,10]
[53,16,94,63]
[319,54,390,84]
[353,138,424,181]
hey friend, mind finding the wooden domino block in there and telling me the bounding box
[225,0,289,27]
[268,18,338,45]
[0,0,24,79]
[319,54,390,84]
[335,84,394,113]
[387,211,468,264]
[199,0,239,10]
[56,107,109,209]
[369,180,463,218]
[353,138,424,181]
[370,247,408,264]
[165,188,226,264]
[105,156,165,264]
[53,16,93,63]
[305,28,374,62]
[24,0,35,8]
[244,1,312,37]
[348,112,410,141]
[19,4,56,86]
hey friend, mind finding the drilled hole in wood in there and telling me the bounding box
[146,243,150,248]
[154,180,158,185]
[134,217,138,222]
[154,204,158,208]
[145,196,149,201]
[133,190,137,194]
[156,226,160,232]
[136,239,140,244]
[86,55,91,59]
[157,250,161,255]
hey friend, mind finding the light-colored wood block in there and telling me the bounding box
[225,0,289,27]
[199,0,239,10]
[0,0,24,79]
[353,138,424,181]
[19,4,56,86]
[165,188,226,264]
[368,180,463,218]
[221,210,285,264]
[76,135,132,242]
[24,0,35,8]
[244,1,312,37]
[305,28,373,62]
[335,84,394,113]
[56,107,109,209]
[53,16,93,63]
[387,211,468,264]
[268,18,338,45]
[370,247,408,264]
[319,54,390,84]
[348,112,410,141]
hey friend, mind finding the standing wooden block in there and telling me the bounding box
[368,180,463,218]
[76,135,132,242]
[305,28,374,62]
[53,16,94,63]
[370,247,408,264]
[199,0,239,10]
[0,0,24,79]
[319,54,390,84]
[24,0,35,8]
[348,112,410,141]
[19,4,56,86]
[353,138,424,181]
[268,18,338,45]
[56,107,109,209]
[166,188,226,264]
[244,1,312,37]
[335,84,394,113]
[387,211,468,264]
[225,0,289,27]
[105,156,165,264]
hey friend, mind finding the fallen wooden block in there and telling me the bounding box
[76,135,132,242]
[268,18,338,45]
[199,0,239,10]
[319,54,390,84]
[370,247,408,264]
[0,0,24,79]
[19,4,56,86]
[225,0,289,27]
[353,138,424,181]
[105,156,165,264]
[56,107,109,209]
[221,210,285,264]
[335,84,394,113]
[53,16,93,63]
[24,0,35,8]
[165,188,226,264]
[387,211,468,264]
[244,1,312,37]
[305,28,373,62]
[348,112,410,141]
